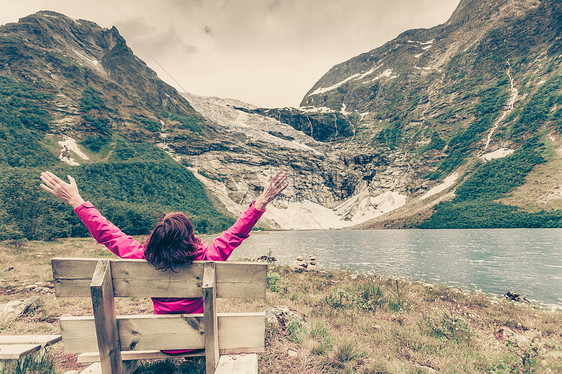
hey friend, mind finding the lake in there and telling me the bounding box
[229,228,562,310]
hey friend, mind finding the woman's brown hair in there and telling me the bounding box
[144,212,200,271]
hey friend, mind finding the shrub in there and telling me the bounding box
[321,337,365,370]
[455,137,545,201]
[431,78,509,178]
[356,281,385,312]
[81,135,110,152]
[425,310,473,342]
[421,136,562,228]
[286,320,307,343]
[0,160,235,240]
[266,271,282,292]
[108,137,169,162]
[324,280,388,312]
[0,76,57,167]
[164,112,203,133]
[510,76,561,137]
[324,289,355,309]
[131,115,161,132]
[418,132,446,154]
[309,322,333,355]
[82,114,111,134]
[0,169,75,240]
[80,86,106,112]
[377,122,402,149]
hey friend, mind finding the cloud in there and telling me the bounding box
[116,17,198,57]
[1,0,461,107]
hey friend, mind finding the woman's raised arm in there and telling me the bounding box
[205,170,288,261]
[39,171,144,259]
[40,171,85,209]
[254,170,288,211]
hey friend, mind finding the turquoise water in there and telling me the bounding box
[230,228,562,309]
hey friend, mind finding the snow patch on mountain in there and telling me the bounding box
[183,92,316,152]
[72,49,106,76]
[480,148,515,161]
[370,69,399,82]
[420,172,459,200]
[265,190,405,230]
[309,63,384,96]
[335,189,407,224]
[299,106,336,114]
[310,74,362,96]
[187,162,407,230]
[58,136,89,166]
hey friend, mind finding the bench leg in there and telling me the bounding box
[203,262,219,373]
[91,260,123,374]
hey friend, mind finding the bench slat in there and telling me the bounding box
[60,313,265,353]
[0,344,41,360]
[52,258,266,299]
[77,349,261,363]
[216,262,267,299]
[78,350,204,362]
[0,335,61,346]
[79,362,101,374]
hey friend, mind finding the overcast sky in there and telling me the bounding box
[2,0,461,108]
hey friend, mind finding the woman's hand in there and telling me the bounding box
[255,171,288,211]
[40,171,85,209]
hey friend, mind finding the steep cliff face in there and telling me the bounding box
[301,0,556,114]
[176,93,415,229]
[299,0,561,226]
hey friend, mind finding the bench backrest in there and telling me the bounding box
[52,257,267,374]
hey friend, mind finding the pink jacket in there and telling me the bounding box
[74,201,265,315]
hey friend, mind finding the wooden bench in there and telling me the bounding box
[52,257,267,374]
[0,335,61,370]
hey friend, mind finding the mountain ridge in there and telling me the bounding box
[0,2,560,239]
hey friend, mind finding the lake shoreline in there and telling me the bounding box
[231,228,562,311]
[1,237,561,373]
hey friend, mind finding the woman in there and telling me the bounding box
[40,170,288,316]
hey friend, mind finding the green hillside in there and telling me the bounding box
[420,137,562,228]
[0,76,233,241]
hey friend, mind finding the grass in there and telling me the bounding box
[0,239,561,373]
[499,138,562,212]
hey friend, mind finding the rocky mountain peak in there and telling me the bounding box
[8,11,142,80]
[0,10,197,123]
[0,5,558,232]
